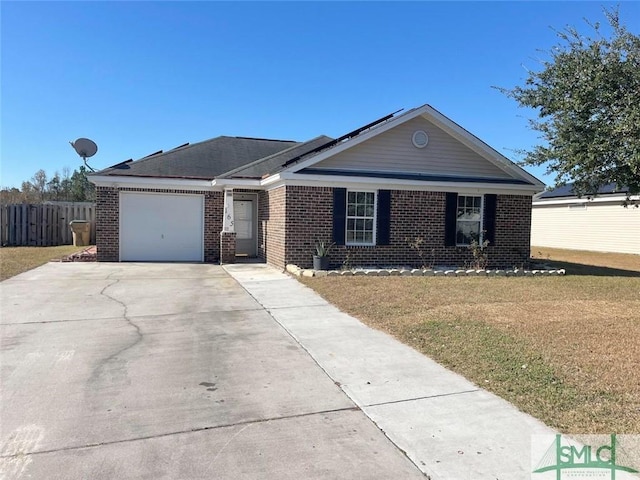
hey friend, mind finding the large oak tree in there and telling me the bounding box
[500,9,639,204]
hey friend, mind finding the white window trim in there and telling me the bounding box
[456,194,484,247]
[345,189,377,246]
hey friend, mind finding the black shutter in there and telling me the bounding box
[377,190,391,245]
[333,188,347,245]
[444,192,458,247]
[483,194,497,246]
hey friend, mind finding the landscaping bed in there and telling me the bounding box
[287,264,565,278]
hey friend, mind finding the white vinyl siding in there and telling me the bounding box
[346,191,376,245]
[531,201,640,255]
[313,116,512,179]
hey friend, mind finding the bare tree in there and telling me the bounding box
[30,169,48,202]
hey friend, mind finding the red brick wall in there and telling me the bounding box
[226,188,285,268]
[261,187,286,269]
[94,187,223,262]
[492,194,533,267]
[204,191,223,263]
[96,187,119,262]
[220,232,236,263]
[282,187,532,269]
[282,186,333,269]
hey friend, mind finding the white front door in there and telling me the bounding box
[233,196,256,257]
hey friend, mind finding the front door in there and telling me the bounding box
[233,195,256,257]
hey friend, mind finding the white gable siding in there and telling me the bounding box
[312,116,512,179]
[531,201,640,254]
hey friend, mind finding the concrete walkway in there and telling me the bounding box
[224,263,556,480]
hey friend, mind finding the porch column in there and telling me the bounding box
[220,188,236,264]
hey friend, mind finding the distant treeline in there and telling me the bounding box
[1,166,95,204]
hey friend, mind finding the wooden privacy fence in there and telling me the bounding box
[0,202,96,246]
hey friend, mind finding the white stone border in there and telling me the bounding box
[285,264,566,278]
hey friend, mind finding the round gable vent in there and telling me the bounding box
[412,130,429,148]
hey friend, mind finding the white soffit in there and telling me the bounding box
[89,175,217,191]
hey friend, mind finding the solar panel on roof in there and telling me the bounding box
[280,109,403,168]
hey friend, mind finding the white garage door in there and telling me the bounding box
[120,192,204,262]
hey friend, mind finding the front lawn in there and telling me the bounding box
[0,245,83,281]
[532,246,640,275]
[300,249,640,433]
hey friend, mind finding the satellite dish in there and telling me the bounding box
[70,138,98,171]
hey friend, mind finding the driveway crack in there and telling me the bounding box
[100,280,142,357]
[89,280,143,383]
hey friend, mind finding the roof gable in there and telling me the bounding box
[309,115,512,180]
[282,105,544,188]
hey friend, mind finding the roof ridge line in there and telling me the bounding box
[233,136,297,142]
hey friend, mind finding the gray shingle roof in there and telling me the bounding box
[94,136,299,180]
[538,182,629,199]
[221,135,334,179]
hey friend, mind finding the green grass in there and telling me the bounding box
[0,245,84,281]
[404,318,617,433]
[300,250,640,433]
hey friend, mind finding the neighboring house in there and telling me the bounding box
[89,104,545,269]
[531,183,640,255]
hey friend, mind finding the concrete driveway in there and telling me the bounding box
[0,263,424,479]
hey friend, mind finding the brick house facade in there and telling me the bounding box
[276,186,532,270]
[94,184,532,269]
[89,104,544,267]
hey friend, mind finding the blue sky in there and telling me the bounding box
[2,1,639,189]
